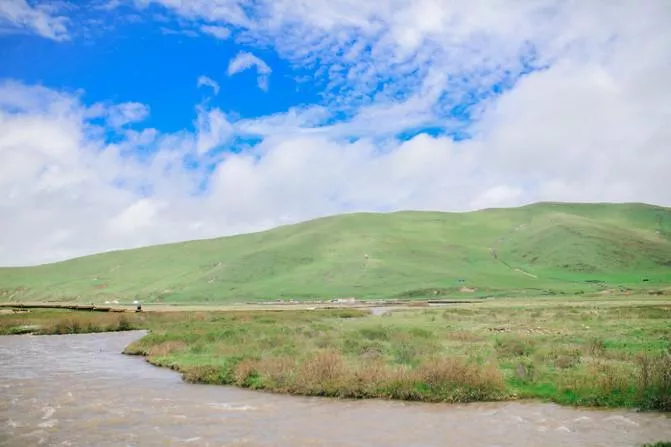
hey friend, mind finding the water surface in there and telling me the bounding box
[1,331,669,446]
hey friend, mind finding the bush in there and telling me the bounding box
[587,338,606,357]
[295,350,347,395]
[378,357,505,403]
[637,353,671,411]
[116,316,133,331]
[182,365,226,384]
[554,354,581,369]
[495,336,535,357]
[234,359,261,387]
[52,318,81,334]
[414,357,505,401]
[359,326,390,341]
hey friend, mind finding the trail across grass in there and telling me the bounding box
[2,296,669,411]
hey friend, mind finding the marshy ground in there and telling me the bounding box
[1,296,669,411]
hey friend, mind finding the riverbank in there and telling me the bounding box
[1,297,669,411]
[0,308,135,335]
[3,330,669,447]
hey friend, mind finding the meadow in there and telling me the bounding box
[1,202,670,304]
[2,296,669,411]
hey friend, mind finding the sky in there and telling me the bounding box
[1,0,670,266]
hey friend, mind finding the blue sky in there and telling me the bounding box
[0,4,317,133]
[0,0,670,265]
[0,1,543,150]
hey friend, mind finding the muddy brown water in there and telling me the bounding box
[1,331,669,447]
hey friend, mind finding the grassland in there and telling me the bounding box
[1,202,670,304]
[2,296,669,411]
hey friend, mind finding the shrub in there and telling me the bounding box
[351,360,392,397]
[495,336,535,357]
[378,368,422,401]
[234,359,260,387]
[389,332,440,366]
[341,336,384,357]
[554,354,581,370]
[391,340,419,365]
[296,350,347,394]
[359,326,390,341]
[446,331,484,342]
[52,318,81,334]
[182,365,225,384]
[116,316,133,331]
[413,357,505,401]
[515,361,535,382]
[181,356,245,385]
[255,356,296,390]
[587,338,606,357]
[637,353,671,411]
[558,360,633,407]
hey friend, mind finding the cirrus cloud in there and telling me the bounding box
[197,75,220,95]
[200,24,230,40]
[227,51,272,91]
[0,0,69,41]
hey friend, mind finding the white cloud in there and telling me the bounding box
[107,102,150,128]
[135,0,251,26]
[140,1,671,116]
[0,81,206,265]
[97,0,123,11]
[107,198,165,234]
[136,0,548,106]
[200,24,230,39]
[227,51,271,91]
[0,0,69,41]
[197,75,220,95]
[160,27,199,37]
[471,186,524,211]
[195,106,234,154]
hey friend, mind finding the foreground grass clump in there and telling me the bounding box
[122,308,506,403]
[122,300,670,409]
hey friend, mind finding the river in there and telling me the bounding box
[1,331,669,446]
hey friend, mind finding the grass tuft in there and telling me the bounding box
[637,353,671,411]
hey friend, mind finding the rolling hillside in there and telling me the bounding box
[1,202,670,304]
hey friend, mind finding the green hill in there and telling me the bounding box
[1,202,670,304]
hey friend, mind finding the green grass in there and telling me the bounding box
[132,300,671,409]
[4,297,668,410]
[0,202,669,304]
[0,309,136,335]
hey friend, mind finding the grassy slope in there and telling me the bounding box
[1,202,670,304]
